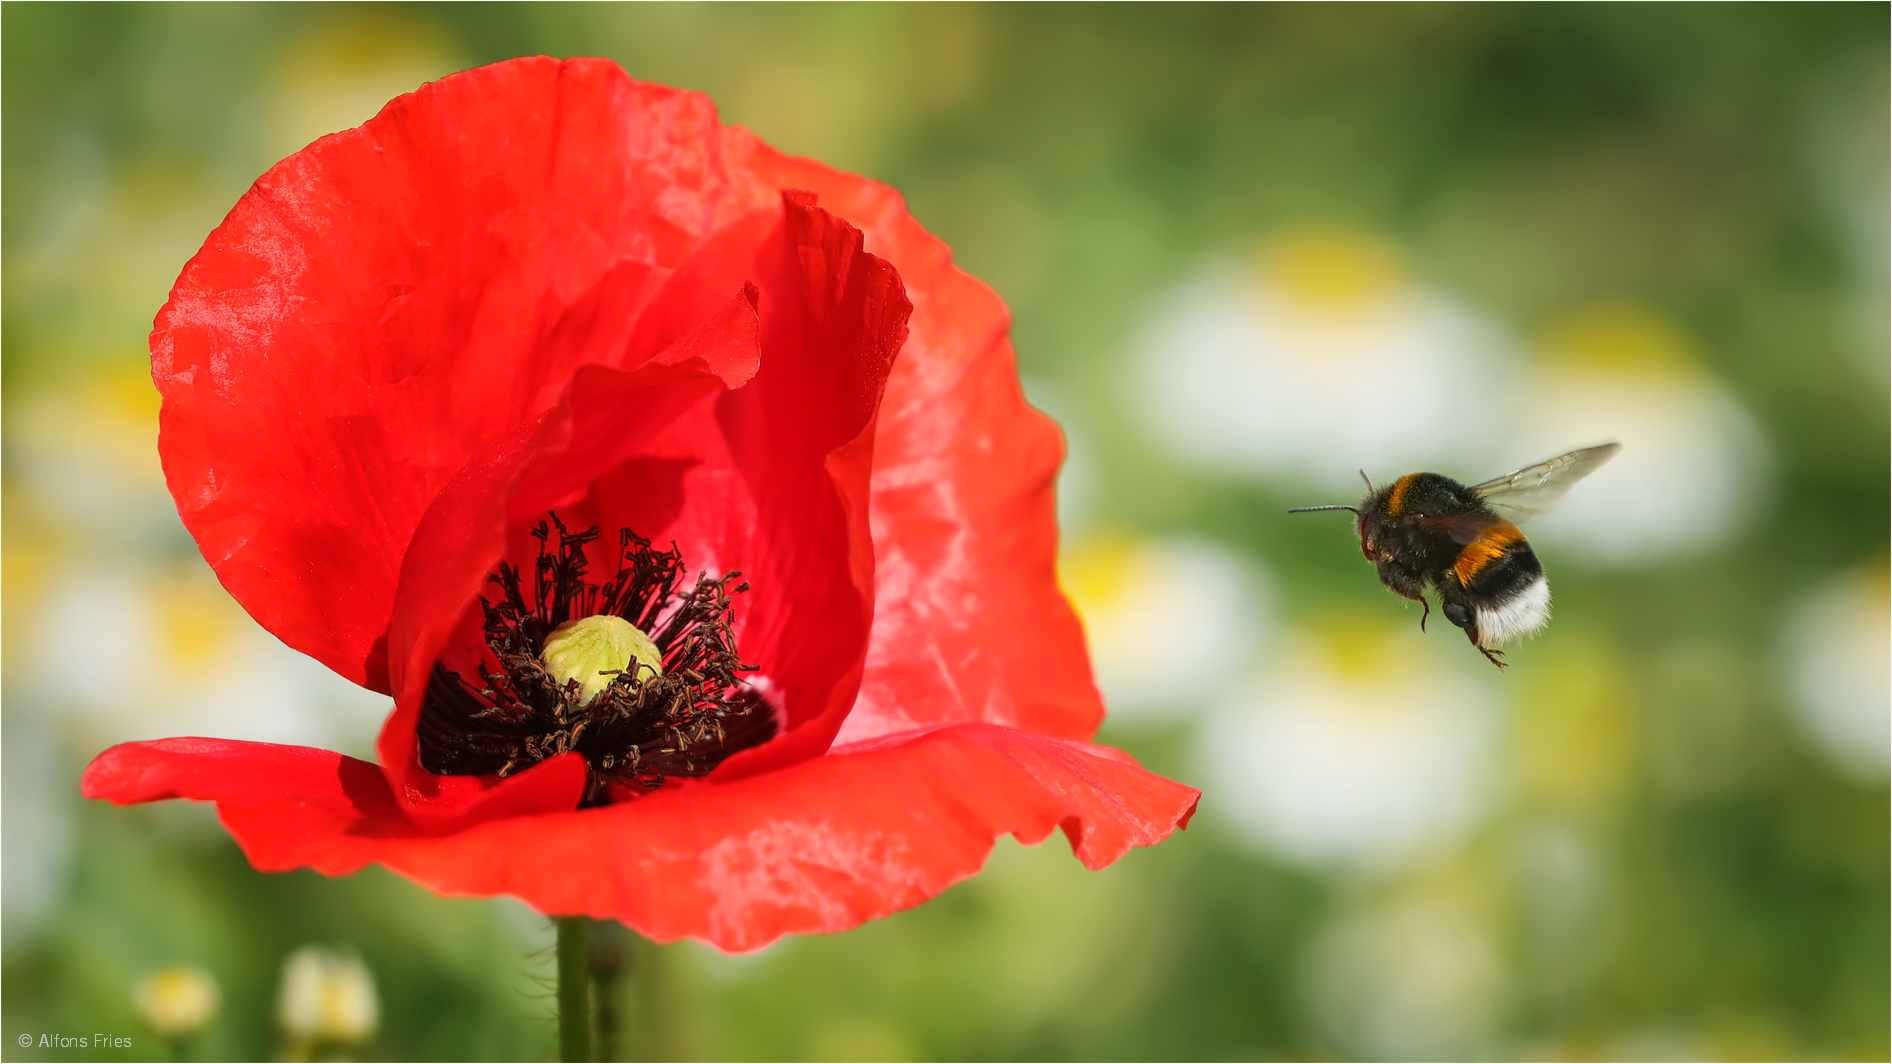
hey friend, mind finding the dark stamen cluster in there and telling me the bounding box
[418,515,775,806]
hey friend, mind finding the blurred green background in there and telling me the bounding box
[4,3,1886,1061]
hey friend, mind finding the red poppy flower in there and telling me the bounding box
[81,56,1199,951]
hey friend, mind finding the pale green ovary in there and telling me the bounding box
[539,615,664,703]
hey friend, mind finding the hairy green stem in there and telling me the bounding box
[556,916,592,1062]
[588,920,631,1062]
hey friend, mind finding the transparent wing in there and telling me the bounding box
[1469,442,1622,520]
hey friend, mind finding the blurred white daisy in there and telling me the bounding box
[1018,375,1098,529]
[1130,225,1521,487]
[37,561,388,758]
[8,361,387,757]
[1505,305,1770,565]
[1196,616,1500,871]
[1061,531,1267,722]
[1780,558,1889,781]
[9,367,177,548]
[134,966,221,1040]
[277,945,379,1048]
[1304,891,1506,1062]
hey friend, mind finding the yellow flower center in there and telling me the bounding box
[540,615,663,704]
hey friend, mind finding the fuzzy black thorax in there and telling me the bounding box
[417,516,775,805]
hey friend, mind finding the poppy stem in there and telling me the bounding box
[556,916,592,1062]
[586,919,631,1062]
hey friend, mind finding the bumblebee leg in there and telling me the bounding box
[1462,624,1507,669]
[1375,560,1432,631]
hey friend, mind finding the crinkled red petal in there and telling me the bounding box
[155,55,1098,749]
[151,57,780,691]
[81,725,1198,952]
[628,192,909,779]
[728,135,1105,744]
[366,194,906,829]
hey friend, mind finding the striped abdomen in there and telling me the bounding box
[1453,520,1549,646]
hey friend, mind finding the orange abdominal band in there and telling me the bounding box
[1454,521,1526,586]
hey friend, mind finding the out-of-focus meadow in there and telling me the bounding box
[4,4,1886,1061]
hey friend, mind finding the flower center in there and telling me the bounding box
[417,515,775,805]
[541,615,664,704]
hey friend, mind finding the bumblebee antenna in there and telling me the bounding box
[1358,469,1373,491]
[1286,504,1360,515]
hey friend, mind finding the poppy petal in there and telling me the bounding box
[82,724,1198,952]
[694,193,910,777]
[157,52,1091,741]
[151,57,776,691]
[364,195,909,826]
[729,140,1104,743]
[379,358,745,828]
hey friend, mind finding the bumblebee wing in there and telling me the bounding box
[1469,442,1622,520]
[1416,511,1501,546]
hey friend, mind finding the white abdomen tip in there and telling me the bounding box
[1475,576,1551,647]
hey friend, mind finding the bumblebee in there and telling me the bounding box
[1290,443,1621,668]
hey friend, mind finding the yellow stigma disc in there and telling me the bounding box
[540,615,663,704]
